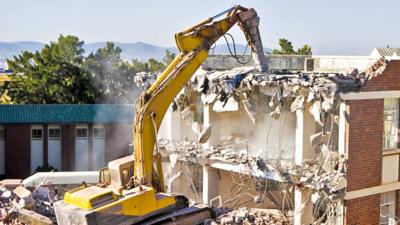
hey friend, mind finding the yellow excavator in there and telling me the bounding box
[54,5,268,225]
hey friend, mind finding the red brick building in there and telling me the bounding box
[0,104,134,179]
[341,59,400,224]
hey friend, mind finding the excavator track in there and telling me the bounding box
[139,204,214,225]
[54,195,214,225]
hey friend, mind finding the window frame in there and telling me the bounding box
[383,98,399,150]
[380,191,396,225]
[93,126,105,139]
[75,127,88,138]
[31,127,43,139]
[48,126,61,139]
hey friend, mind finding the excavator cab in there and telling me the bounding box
[98,155,135,189]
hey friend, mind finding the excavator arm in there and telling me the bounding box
[133,5,268,189]
[56,6,268,225]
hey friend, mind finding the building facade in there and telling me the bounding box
[156,54,400,224]
[0,104,134,179]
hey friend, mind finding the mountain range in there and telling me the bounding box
[0,41,271,67]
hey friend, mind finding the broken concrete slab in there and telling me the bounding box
[14,186,32,199]
[0,179,22,190]
[17,208,54,225]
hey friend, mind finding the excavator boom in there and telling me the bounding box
[55,5,267,225]
[133,5,267,189]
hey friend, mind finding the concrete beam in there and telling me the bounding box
[345,181,400,200]
[340,90,400,100]
[22,171,98,186]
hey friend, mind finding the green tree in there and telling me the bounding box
[83,42,137,103]
[148,58,165,71]
[272,38,312,55]
[131,59,149,72]
[297,44,312,55]
[162,50,176,65]
[4,35,96,104]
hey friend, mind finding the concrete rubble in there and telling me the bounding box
[134,59,389,224]
[209,207,290,225]
[0,181,70,225]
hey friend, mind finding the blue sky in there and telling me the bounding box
[1,0,399,55]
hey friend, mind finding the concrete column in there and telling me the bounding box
[202,165,219,205]
[338,101,347,156]
[294,110,313,225]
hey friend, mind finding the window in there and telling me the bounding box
[93,127,105,138]
[121,168,132,188]
[31,128,43,139]
[383,99,399,150]
[380,191,396,225]
[76,128,88,138]
[49,128,61,138]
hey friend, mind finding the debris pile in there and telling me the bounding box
[0,186,19,224]
[211,207,290,225]
[134,71,158,90]
[159,138,255,164]
[0,181,62,225]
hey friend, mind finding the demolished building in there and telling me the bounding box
[135,52,400,224]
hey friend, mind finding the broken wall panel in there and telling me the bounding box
[208,99,296,161]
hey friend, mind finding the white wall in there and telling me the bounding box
[382,155,399,184]
[209,101,296,161]
[92,125,106,170]
[158,107,199,141]
[48,125,62,171]
[311,56,376,72]
[75,125,89,171]
[31,125,43,173]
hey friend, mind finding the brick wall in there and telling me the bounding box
[346,99,383,191]
[5,125,30,178]
[61,125,75,171]
[345,194,380,225]
[345,60,400,223]
[345,99,383,223]
[362,60,400,92]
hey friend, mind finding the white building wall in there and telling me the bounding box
[208,102,296,161]
[75,125,89,171]
[48,125,62,171]
[31,125,43,173]
[92,125,106,170]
